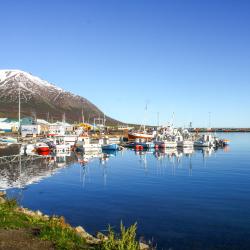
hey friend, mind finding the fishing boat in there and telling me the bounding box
[75,137,102,153]
[128,131,154,140]
[175,135,193,148]
[128,103,155,141]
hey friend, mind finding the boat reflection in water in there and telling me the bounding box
[0,151,74,191]
[0,145,230,191]
[131,146,229,176]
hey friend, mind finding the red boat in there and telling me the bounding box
[36,143,51,154]
[128,132,154,141]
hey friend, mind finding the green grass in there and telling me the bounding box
[0,199,144,250]
[0,199,88,249]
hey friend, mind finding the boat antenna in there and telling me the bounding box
[171,112,175,127]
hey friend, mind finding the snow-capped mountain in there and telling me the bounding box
[0,69,116,123]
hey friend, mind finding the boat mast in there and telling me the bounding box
[18,83,21,141]
[171,112,175,127]
[143,103,147,132]
[81,108,84,123]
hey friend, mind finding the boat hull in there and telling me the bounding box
[128,132,154,140]
[37,147,50,153]
[155,141,177,148]
[177,141,194,148]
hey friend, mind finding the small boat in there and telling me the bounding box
[101,137,119,151]
[194,134,215,147]
[222,139,230,146]
[35,142,51,154]
[0,137,18,144]
[102,144,119,150]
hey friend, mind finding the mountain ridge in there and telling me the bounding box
[0,69,119,125]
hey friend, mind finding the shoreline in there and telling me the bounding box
[0,192,151,250]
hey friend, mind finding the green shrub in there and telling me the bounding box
[101,222,140,250]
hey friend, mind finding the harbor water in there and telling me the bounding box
[2,133,250,249]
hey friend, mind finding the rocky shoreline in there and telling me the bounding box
[0,192,151,250]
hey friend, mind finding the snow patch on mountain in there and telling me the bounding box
[0,69,64,92]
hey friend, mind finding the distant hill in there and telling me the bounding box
[0,70,119,125]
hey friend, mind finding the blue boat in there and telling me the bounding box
[0,137,18,143]
[138,142,155,149]
[102,143,119,150]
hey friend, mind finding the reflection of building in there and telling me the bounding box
[0,154,75,190]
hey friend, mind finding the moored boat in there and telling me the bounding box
[155,140,177,148]
[128,132,154,140]
[75,137,102,153]
[35,142,51,154]
[194,134,215,147]
[0,137,18,144]
[102,143,119,150]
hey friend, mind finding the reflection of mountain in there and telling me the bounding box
[0,154,75,190]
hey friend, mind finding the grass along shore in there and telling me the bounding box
[0,193,151,250]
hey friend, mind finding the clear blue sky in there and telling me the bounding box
[1,0,249,127]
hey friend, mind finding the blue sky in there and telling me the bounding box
[0,0,249,127]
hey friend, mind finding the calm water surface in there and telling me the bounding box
[2,133,250,250]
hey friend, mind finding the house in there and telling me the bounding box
[21,124,41,137]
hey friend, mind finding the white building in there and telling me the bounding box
[21,124,41,137]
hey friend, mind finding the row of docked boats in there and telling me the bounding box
[126,127,229,150]
[19,134,122,156]
[1,125,229,157]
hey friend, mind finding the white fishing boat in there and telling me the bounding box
[75,137,102,153]
[176,135,194,148]
[155,140,177,148]
[194,134,215,147]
